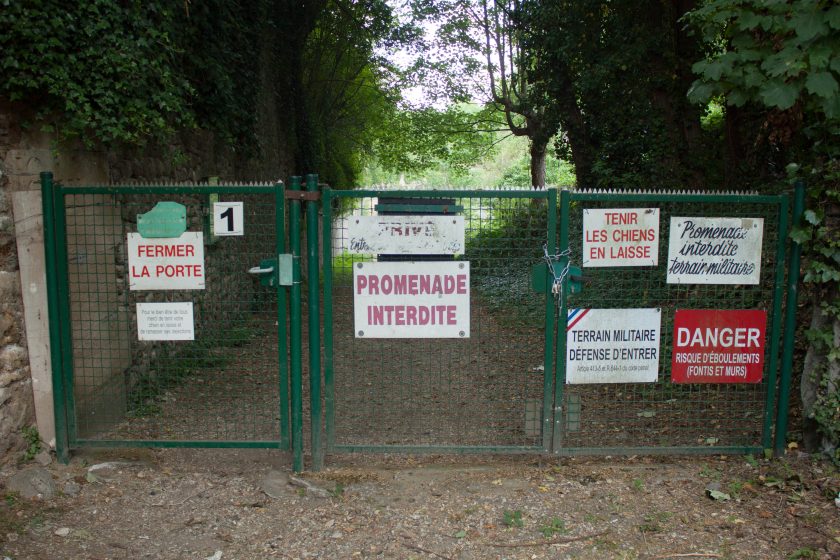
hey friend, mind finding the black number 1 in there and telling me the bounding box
[220,207,234,231]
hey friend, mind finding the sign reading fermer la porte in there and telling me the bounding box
[127,232,205,290]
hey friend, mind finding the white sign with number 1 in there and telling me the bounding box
[213,201,244,236]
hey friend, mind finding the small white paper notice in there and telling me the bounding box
[137,302,195,341]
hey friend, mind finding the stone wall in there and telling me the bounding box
[0,57,294,460]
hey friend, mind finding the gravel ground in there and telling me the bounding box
[2,448,839,560]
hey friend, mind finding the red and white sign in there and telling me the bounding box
[671,309,766,383]
[583,208,659,267]
[354,261,469,338]
[127,232,205,290]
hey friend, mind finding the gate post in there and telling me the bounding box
[274,180,290,450]
[542,189,557,451]
[289,176,304,472]
[305,174,323,471]
[775,180,806,456]
[552,189,571,453]
[40,172,71,464]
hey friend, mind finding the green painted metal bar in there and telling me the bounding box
[52,177,78,448]
[306,174,323,471]
[60,185,276,195]
[274,180,290,450]
[322,188,336,452]
[373,204,464,213]
[41,172,70,464]
[74,440,281,448]
[541,189,558,451]
[289,176,304,472]
[775,180,806,456]
[761,195,790,450]
[552,189,571,453]
[553,446,763,457]
[331,189,550,199]
[332,445,545,454]
[569,191,785,205]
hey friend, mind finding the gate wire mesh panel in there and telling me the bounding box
[63,189,281,443]
[328,191,549,449]
[560,194,781,451]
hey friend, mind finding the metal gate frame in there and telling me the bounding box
[41,172,294,464]
[317,185,805,467]
[321,187,558,462]
[42,169,805,471]
[552,188,798,457]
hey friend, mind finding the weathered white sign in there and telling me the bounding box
[667,217,764,284]
[347,216,465,255]
[583,208,659,267]
[136,302,194,341]
[128,232,205,290]
[354,261,470,338]
[213,201,244,236]
[566,308,661,384]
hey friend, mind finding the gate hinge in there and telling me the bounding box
[284,190,320,201]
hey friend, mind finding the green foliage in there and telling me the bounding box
[20,426,41,462]
[687,0,840,118]
[369,105,500,177]
[687,0,840,457]
[0,1,195,145]
[503,509,524,528]
[528,1,711,189]
[539,517,567,538]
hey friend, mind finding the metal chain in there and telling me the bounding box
[542,243,571,301]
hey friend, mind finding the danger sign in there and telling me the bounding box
[583,208,659,267]
[127,232,205,290]
[354,261,469,338]
[671,309,766,383]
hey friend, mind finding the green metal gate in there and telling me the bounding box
[42,173,292,462]
[322,188,558,458]
[43,170,802,470]
[320,186,801,464]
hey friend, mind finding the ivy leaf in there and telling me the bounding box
[808,46,833,70]
[792,11,828,41]
[743,67,765,89]
[790,227,812,244]
[827,6,840,30]
[822,95,840,119]
[805,72,839,98]
[687,81,717,103]
[761,48,805,78]
[759,81,799,109]
[803,209,822,225]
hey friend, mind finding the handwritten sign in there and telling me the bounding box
[347,216,464,254]
[667,217,763,284]
[671,309,766,383]
[582,208,659,267]
[354,261,469,338]
[566,308,661,384]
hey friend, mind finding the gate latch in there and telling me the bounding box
[248,254,293,287]
[530,263,586,294]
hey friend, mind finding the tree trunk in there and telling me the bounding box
[529,138,547,189]
[801,284,840,455]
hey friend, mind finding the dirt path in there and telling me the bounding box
[2,449,839,560]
